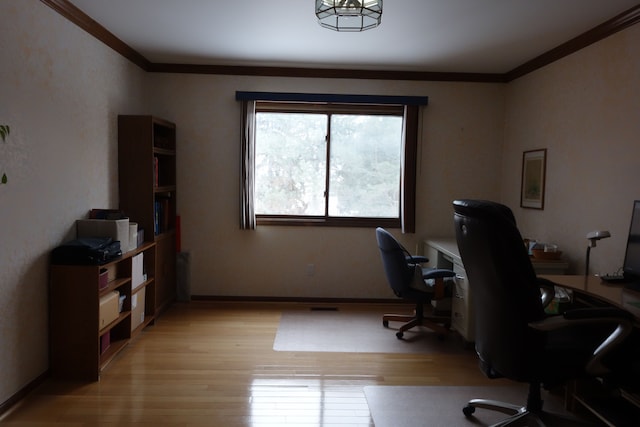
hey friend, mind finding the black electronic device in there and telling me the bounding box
[600,274,626,284]
[622,200,640,288]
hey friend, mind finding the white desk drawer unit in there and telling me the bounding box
[451,263,475,342]
[423,240,475,342]
[424,238,568,343]
[451,261,474,342]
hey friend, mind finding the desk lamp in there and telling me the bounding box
[585,230,611,276]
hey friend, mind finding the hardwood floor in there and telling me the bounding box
[0,302,496,426]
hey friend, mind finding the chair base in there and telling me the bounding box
[462,400,594,427]
[462,381,544,426]
[463,399,537,426]
[461,382,593,427]
[382,303,450,339]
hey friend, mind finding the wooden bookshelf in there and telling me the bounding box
[118,115,177,315]
[49,242,156,381]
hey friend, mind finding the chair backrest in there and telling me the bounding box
[453,200,546,381]
[375,227,413,297]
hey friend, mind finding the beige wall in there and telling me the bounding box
[144,75,504,298]
[2,0,639,411]
[0,1,145,405]
[502,24,640,276]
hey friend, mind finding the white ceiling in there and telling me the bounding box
[68,0,639,74]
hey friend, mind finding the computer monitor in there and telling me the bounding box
[622,200,640,283]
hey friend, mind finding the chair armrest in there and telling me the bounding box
[529,307,634,375]
[422,268,456,280]
[564,307,634,321]
[407,255,428,264]
[424,268,455,300]
[536,277,556,308]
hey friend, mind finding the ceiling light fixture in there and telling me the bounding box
[315,0,382,32]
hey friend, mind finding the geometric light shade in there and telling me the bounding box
[315,0,383,32]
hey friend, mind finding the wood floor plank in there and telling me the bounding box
[0,302,492,426]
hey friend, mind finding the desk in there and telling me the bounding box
[542,275,640,426]
[423,238,570,342]
[541,275,640,321]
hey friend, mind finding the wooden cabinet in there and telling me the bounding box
[118,115,177,315]
[49,242,156,381]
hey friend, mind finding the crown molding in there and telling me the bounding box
[40,0,151,70]
[42,0,640,83]
[506,4,640,81]
[147,62,507,83]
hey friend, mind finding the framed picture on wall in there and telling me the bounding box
[520,148,547,209]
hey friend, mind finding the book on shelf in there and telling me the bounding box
[154,200,160,235]
[161,198,170,232]
[154,194,172,235]
[153,157,159,187]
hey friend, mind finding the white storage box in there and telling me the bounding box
[77,218,129,252]
[131,287,146,332]
[131,252,144,291]
[128,222,138,251]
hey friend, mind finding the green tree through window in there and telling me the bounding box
[255,105,403,222]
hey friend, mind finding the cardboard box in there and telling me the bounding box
[77,218,129,253]
[99,291,120,330]
[105,264,117,283]
[131,287,146,332]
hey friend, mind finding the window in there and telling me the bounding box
[238,92,426,231]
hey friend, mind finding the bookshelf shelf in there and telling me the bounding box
[153,147,175,156]
[154,186,176,193]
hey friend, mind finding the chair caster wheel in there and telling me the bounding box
[462,405,475,417]
[383,320,389,328]
[396,331,404,339]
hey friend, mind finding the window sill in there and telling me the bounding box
[256,216,400,228]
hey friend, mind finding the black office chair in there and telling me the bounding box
[375,227,455,339]
[453,199,635,425]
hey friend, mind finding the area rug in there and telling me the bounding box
[273,308,468,354]
[364,385,595,427]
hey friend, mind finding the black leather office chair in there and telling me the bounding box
[453,199,635,425]
[376,227,455,339]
